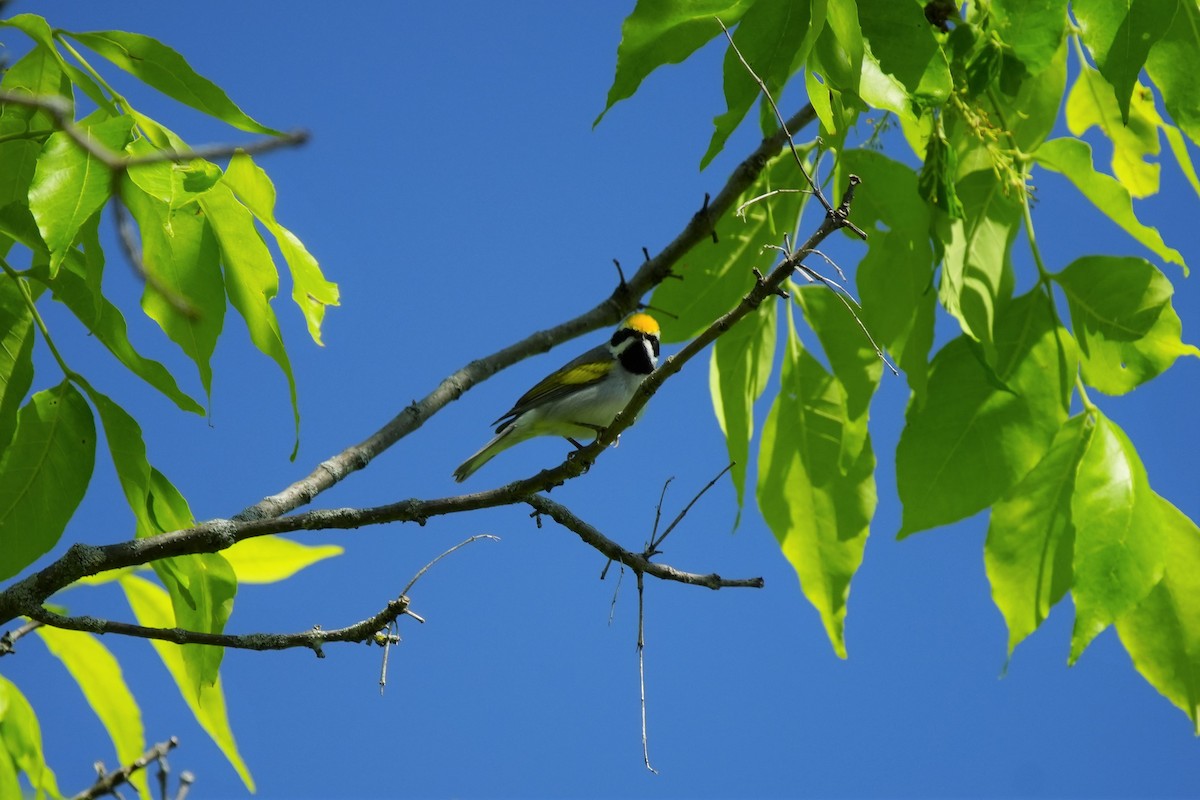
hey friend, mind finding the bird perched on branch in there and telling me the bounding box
[453,313,661,482]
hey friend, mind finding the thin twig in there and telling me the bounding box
[649,463,735,554]
[0,618,41,656]
[637,571,657,774]
[401,534,499,596]
[72,737,179,800]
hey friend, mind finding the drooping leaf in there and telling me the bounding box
[0,44,71,209]
[221,535,343,584]
[757,309,874,658]
[223,152,339,345]
[1055,255,1198,394]
[198,182,300,457]
[0,277,36,452]
[897,290,1075,536]
[986,414,1093,657]
[989,0,1069,77]
[35,626,148,799]
[651,151,808,342]
[1034,137,1186,272]
[63,29,282,135]
[702,0,817,168]
[0,381,95,581]
[1074,0,1177,124]
[596,0,755,127]
[709,300,776,520]
[120,180,225,403]
[0,675,62,800]
[1142,0,1200,145]
[1116,494,1200,733]
[28,114,134,275]
[118,575,254,791]
[0,14,112,112]
[1066,66,1161,198]
[857,0,951,104]
[837,149,935,401]
[1070,413,1164,662]
[154,551,237,701]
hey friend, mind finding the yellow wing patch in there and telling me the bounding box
[558,361,613,384]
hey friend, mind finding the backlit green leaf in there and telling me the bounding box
[64,29,281,135]
[1074,0,1176,123]
[1143,0,1200,145]
[199,182,300,457]
[1116,494,1200,733]
[897,290,1075,536]
[1066,67,1161,198]
[986,414,1093,656]
[1070,413,1164,662]
[0,44,71,209]
[0,381,95,581]
[702,0,816,168]
[28,114,133,275]
[221,535,343,584]
[154,551,237,701]
[836,149,935,402]
[118,574,253,791]
[0,675,62,799]
[596,0,755,126]
[990,0,1068,76]
[709,300,775,520]
[0,277,36,452]
[1055,255,1198,394]
[858,0,951,104]
[120,180,225,403]
[1035,137,1186,272]
[757,310,874,658]
[35,626,148,799]
[223,152,339,346]
[0,14,112,112]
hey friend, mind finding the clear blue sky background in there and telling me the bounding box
[5,2,1199,798]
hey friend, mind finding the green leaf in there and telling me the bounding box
[118,574,254,791]
[221,535,343,584]
[0,204,205,415]
[35,626,148,799]
[0,14,113,113]
[651,151,808,342]
[709,301,776,520]
[0,675,62,800]
[120,180,225,403]
[897,290,1076,536]
[596,0,755,126]
[124,139,222,211]
[857,0,951,104]
[0,44,71,209]
[937,169,1022,365]
[795,285,881,426]
[28,115,134,275]
[1055,255,1198,394]
[1003,35,1068,153]
[1070,413,1164,662]
[0,381,95,581]
[986,414,1093,657]
[63,29,281,135]
[757,309,874,658]
[837,149,935,401]
[989,0,1068,76]
[154,551,237,701]
[1116,494,1200,733]
[1034,137,1186,272]
[1066,66,1161,198]
[702,0,816,168]
[0,277,36,452]
[1074,0,1177,123]
[199,183,300,457]
[223,152,339,346]
[1143,0,1200,145]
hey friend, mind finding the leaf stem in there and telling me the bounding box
[0,257,75,380]
[1074,373,1096,412]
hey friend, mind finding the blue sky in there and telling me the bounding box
[4,2,1199,797]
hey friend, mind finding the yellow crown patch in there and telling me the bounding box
[624,312,660,337]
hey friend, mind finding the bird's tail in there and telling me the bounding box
[452,426,518,482]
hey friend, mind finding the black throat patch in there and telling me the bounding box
[613,332,657,375]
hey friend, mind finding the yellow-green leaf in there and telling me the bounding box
[35,626,148,800]
[221,535,343,584]
[0,675,62,799]
[1066,67,1161,198]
